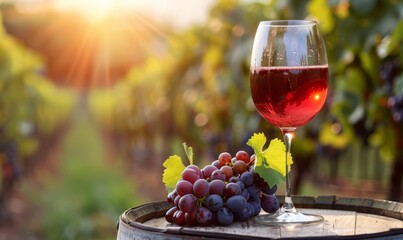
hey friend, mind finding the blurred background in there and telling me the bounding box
[0,0,402,239]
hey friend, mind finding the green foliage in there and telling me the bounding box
[26,113,141,240]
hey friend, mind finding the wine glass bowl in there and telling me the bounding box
[250,20,328,225]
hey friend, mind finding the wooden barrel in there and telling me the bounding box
[116,195,403,239]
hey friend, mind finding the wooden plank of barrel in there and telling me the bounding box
[117,195,403,239]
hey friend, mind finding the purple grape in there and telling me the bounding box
[173,210,186,226]
[205,194,223,212]
[185,210,198,226]
[216,207,234,226]
[236,205,252,221]
[228,176,239,183]
[260,194,279,214]
[193,178,209,198]
[261,183,277,195]
[226,195,247,213]
[240,171,254,186]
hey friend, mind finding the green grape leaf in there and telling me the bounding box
[264,138,293,177]
[183,142,193,165]
[247,133,293,188]
[162,155,185,192]
[246,132,267,154]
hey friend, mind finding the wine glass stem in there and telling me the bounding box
[281,129,296,213]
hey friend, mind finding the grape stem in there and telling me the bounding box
[281,128,297,213]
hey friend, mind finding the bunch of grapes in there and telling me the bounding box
[165,151,279,226]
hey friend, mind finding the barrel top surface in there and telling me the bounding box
[117,196,403,240]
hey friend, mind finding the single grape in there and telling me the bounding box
[220,165,233,181]
[246,185,261,201]
[233,160,248,175]
[218,152,232,166]
[231,157,237,165]
[202,165,218,179]
[196,207,213,226]
[186,165,202,177]
[210,170,226,181]
[173,210,186,226]
[216,207,234,226]
[224,182,241,198]
[226,195,247,213]
[165,206,177,223]
[185,210,198,226]
[178,194,197,213]
[176,180,193,196]
[209,179,225,195]
[205,194,223,212]
[212,160,222,169]
[182,168,200,184]
[167,190,178,205]
[235,150,249,163]
[236,205,252,221]
[193,178,209,198]
[261,194,279,214]
[261,183,277,195]
[240,171,254,186]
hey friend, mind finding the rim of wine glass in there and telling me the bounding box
[259,20,318,27]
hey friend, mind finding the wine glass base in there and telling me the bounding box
[254,211,324,225]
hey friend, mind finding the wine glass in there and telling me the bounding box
[250,20,328,224]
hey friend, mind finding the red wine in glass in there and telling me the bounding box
[250,66,328,128]
[250,20,328,225]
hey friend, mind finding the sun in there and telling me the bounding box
[52,0,118,22]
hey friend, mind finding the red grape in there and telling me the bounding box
[249,154,256,165]
[193,179,209,198]
[167,190,178,205]
[178,194,197,213]
[220,166,233,181]
[233,160,248,174]
[201,165,218,179]
[176,180,193,196]
[209,179,225,195]
[173,210,186,226]
[218,152,232,166]
[165,206,177,223]
[235,150,249,163]
[210,170,226,181]
[224,183,242,198]
[186,165,202,177]
[182,168,200,184]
